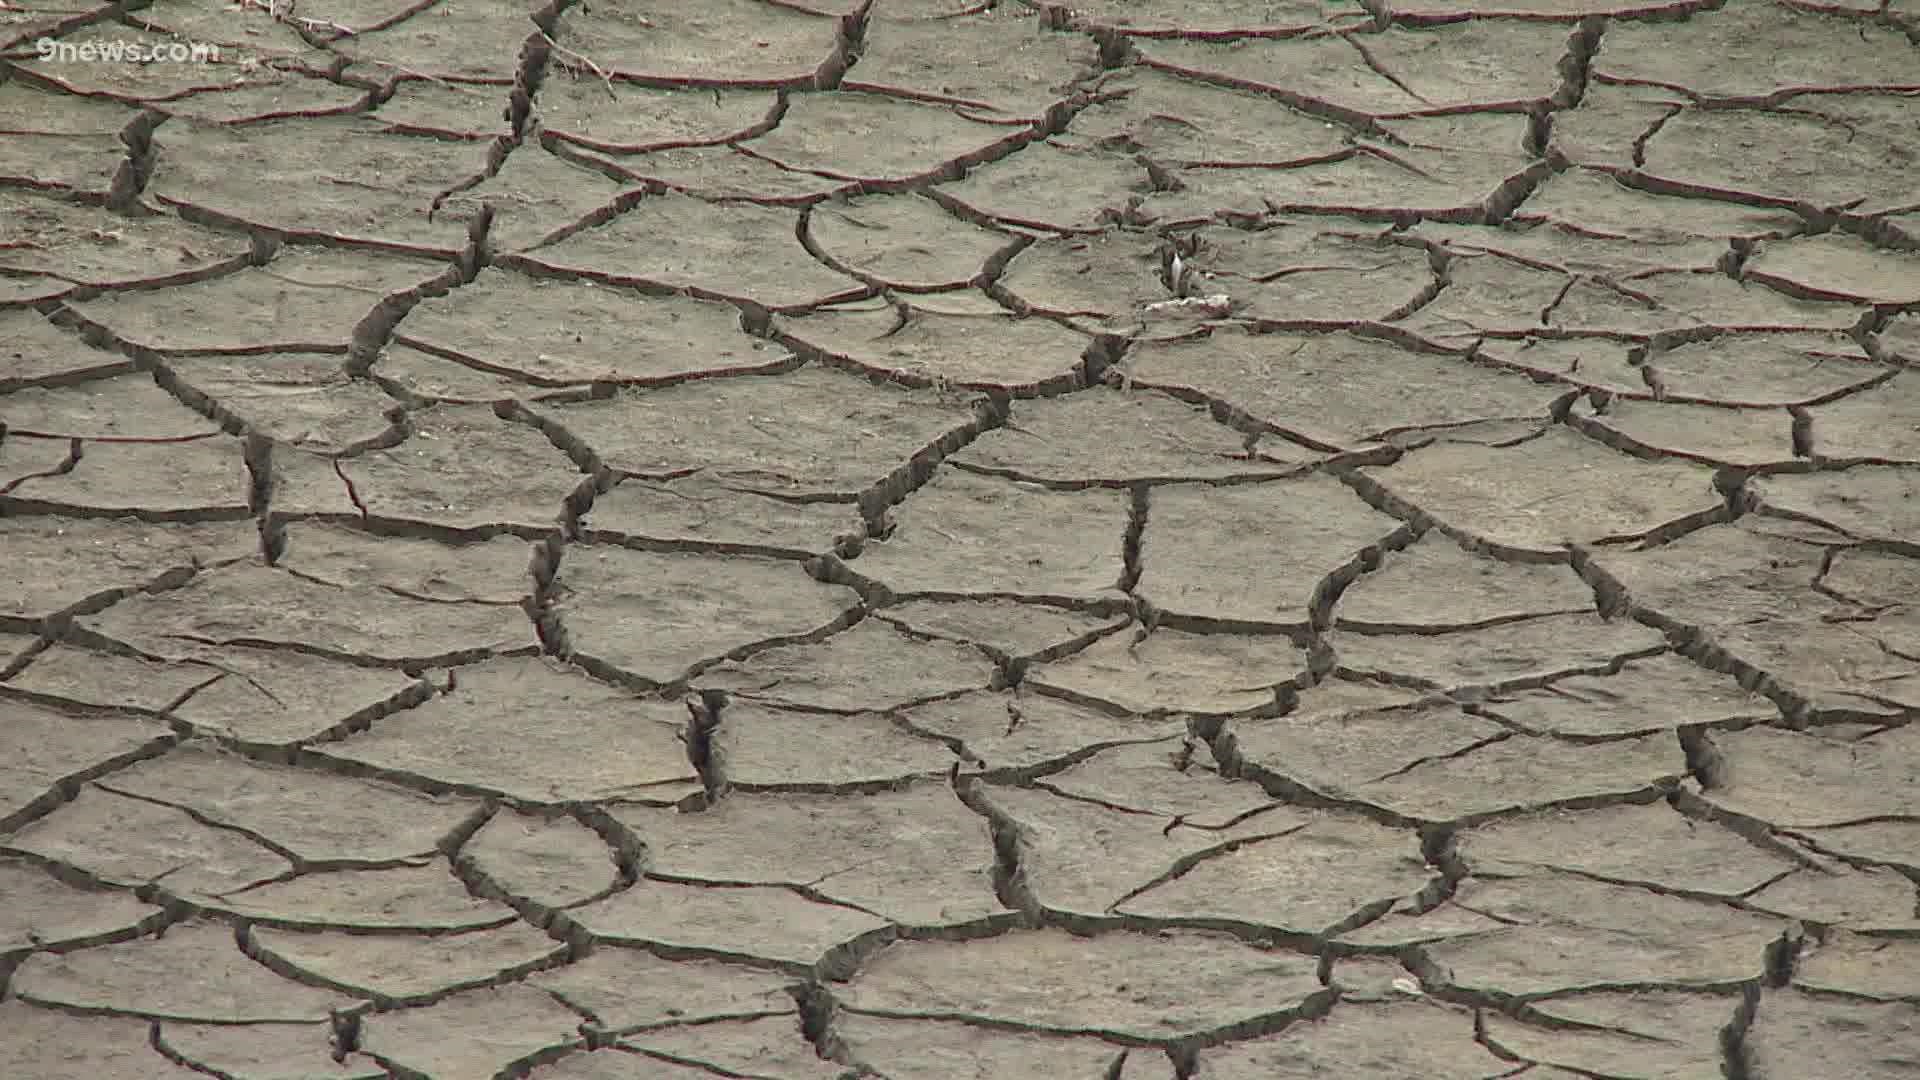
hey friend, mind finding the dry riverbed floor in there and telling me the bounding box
[2,0,1920,1077]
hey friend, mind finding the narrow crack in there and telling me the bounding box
[951,767,1042,924]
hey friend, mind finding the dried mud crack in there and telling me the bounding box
[3,1,1920,1078]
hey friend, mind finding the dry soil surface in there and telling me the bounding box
[2,0,1920,1077]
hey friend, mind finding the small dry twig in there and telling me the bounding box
[539,30,617,101]
[234,0,357,38]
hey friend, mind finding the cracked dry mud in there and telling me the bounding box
[1,1,1918,1079]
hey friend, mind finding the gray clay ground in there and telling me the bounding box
[2,0,1919,1077]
